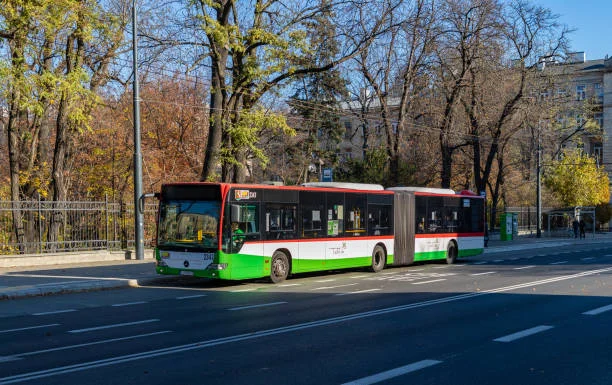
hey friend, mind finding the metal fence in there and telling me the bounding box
[0,199,158,255]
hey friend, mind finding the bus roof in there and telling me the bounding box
[386,186,456,194]
[302,182,385,191]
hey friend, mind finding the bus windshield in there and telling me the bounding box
[157,200,220,249]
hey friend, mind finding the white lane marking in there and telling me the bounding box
[494,325,553,342]
[3,331,172,361]
[176,294,207,300]
[341,360,443,385]
[227,302,287,311]
[349,275,368,279]
[513,266,536,270]
[315,279,336,283]
[278,283,302,287]
[472,261,488,265]
[550,261,568,265]
[409,269,425,271]
[432,266,449,269]
[0,324,59,334]
[32,309,77,316]
[68,319,159,334]
[111,301,147,307]
[230,288,257,292]
[4,267,612,385]
[310,283,358,291]
[471,271,496,276]
[335,289,381,296]
[583,304,612,316]
[412,279,446,285]
[581,257,596,261]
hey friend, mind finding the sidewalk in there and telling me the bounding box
[2,233,611,300]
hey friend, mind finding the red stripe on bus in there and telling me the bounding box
[241,235,395,245]
[415,232,484,238]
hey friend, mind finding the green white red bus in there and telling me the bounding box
[147,182,484,283]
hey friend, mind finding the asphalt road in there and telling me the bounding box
[0,243,611,385]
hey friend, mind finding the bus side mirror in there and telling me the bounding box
[139,193,160,214]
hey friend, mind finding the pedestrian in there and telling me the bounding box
[572,218,579,238]
[579,219,586,239]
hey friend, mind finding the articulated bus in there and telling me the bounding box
[148,182,484,283]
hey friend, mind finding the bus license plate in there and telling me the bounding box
[180,271,194,276]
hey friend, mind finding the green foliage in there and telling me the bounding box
[338,147,389,184]
[595,203,612,227]
[221,109,295,168]
[544,149,610,207]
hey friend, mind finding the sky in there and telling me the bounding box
[534,0,611,60]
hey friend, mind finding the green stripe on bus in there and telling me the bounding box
[414,248,484,262]
[156,251,395,280]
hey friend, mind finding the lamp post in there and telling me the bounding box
[132,0,144,260]
[536,124,542,238]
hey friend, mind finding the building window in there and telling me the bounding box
[594,112,603,128]
[576,113,585,128]
[576,84,586,101]
[593,145,603,166]
[344,120,352,139]
[595,83,603,103]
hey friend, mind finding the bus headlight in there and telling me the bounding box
[156,260,168,267]
[207,263,228,270]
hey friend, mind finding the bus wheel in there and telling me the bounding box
[370,245,386,273]
[446,241,458,265]
[270,250,290,283]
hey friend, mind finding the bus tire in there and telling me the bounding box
[370,245,386,273]
[446,241,458,265]
[270,250,290,283]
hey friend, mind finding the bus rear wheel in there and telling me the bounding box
[446,241,458,265]
[270,250,290,283]
[370,245,386,273]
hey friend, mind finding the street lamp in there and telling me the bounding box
[132,0,144,260]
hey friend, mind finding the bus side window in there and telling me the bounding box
[367,204,392,236]
[265,204,297,240]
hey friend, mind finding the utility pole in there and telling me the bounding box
[536,125,542,238]
[132,0,144,260]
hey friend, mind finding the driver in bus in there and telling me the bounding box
[231,222,245,245]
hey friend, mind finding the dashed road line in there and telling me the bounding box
[335,289,382,296]
[513,266,536,270]
[494,325,554,342]
[341,360,443,385]
[176,294,207,300]
[583,304,612,316]
[412,279,446,285]
[32,309,77,316]
[227,302,287,311]
[0,324,60,334]
[68,319,159,334]
[112,301,147,307]
[310,283,358,291]
[471,271,496,276]
[550,261,568,265]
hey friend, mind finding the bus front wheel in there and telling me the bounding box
[370,245,386,273]
[270,250,290,283]
[446,241,458,265]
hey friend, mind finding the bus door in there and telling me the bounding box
[393,191,415,265]
[227,188,264,278]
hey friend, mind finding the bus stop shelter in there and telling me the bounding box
[546,206,596,238]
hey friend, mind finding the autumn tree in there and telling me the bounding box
[0,0,129,250]
[544,149,609,207]
[142,0,395,183]
[349,0,436,186]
